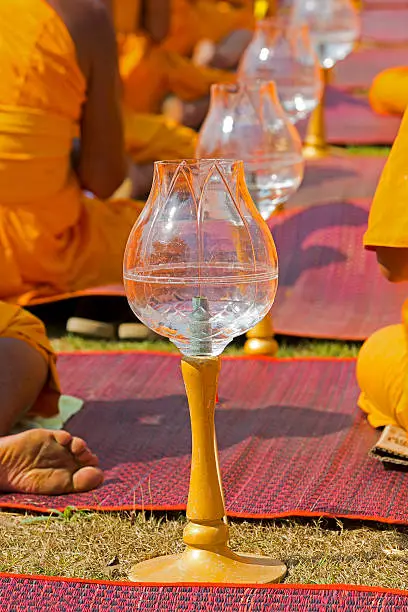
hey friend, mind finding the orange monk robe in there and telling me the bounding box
[369,67,408,117]
[357,109,408,430]
[164,0,255,58]
[0,302,60,419]
[124,112,197,162]
[0,0,143,305]
[114,0,236,116]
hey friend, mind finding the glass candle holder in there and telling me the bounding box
[124,159,285,583]
[124,159,279,356]
[292,0,360,158]
[239,18,322,124]
[196,82,304,220]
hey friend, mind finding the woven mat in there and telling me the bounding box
[364,0,408,8]
[270,199,406,340]
[1,575,408,611]
[361,10,408,45]
[3,352,408,524]
[335,48,408,90]
[290,156,385,208]
[296,87,401,145]
[28,200,403,340]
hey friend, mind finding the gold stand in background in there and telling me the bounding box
[254,0,277,19]
[129,356,286,583]
[351,0,363,10]
[244,310,279,356]
[302,67,332,160]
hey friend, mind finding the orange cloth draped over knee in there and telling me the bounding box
[0,0,142,305]
[369,67,408,117]
[164,0,255,57]
[357,110,408,430]
[114,0,236,115]
[0,302,60,419]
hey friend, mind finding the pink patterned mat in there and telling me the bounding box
[296,87,401,145]
[28,200,402,341]
[1,354,408,525]
[289,155,385,208]
[362,10,408,45]
[1,574,408,611]
[335,48,408,90]
[270,199,406,340]
[364,0,408,8]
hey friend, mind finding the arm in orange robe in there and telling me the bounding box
[0,302,60,420]
[369,67,408,117]
[357,110,408,430]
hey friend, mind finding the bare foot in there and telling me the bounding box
[0,429,103,495]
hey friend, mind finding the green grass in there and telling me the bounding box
[50,333,361,358]
[345,145,391,156]
[1,511,408,588]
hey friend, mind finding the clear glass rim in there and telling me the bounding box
[153,158,245,169]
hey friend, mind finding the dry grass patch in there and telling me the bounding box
[0,511,408,588]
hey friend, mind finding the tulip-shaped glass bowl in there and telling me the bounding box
[239,18,322,125]
[292,0,360,157]
[196,82,304,220]
[123,159,285,583]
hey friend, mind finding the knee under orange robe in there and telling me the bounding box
[0,0,143,305]
[0,302,60,420]
[114,0,236,116]
[369,67,408,117]
[357,109,408,430]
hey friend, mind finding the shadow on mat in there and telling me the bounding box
[66,396,353,469]
[300,164,357,188]
[271,201,368,288]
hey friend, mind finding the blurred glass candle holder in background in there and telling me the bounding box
[239,17,322,124]
[196,82,304,220]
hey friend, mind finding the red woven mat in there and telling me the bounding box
[29,200,400,341]
[1,574,408,611]
[335,48,408,90]
[364,0,408,8]
[2,352,408,525]
[270,199,406,340]
[296,87,401,145]
[362,10,408,45]
[290,156,385,208]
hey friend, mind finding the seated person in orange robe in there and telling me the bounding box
[369,67,408,117]
[0,0,144,307]
[357,108,408,430]
[113,0,250,130]
[0,301,103,494]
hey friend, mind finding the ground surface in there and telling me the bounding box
[3,143,406,589]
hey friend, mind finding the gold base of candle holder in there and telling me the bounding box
[129,355,286,584]
[129,546,287,584]
[244,314,278,356]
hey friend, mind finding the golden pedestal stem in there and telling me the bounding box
[129,356,286,583]
[244,310,279,356]
[302,67,332,160]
